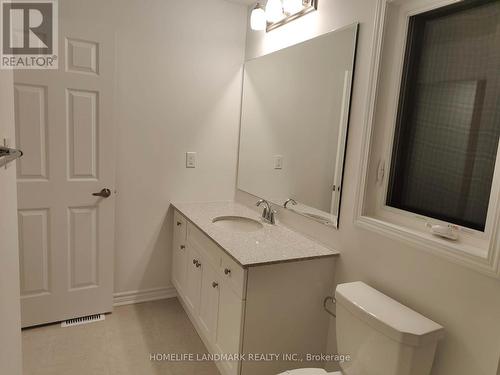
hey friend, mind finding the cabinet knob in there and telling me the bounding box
[212,282,219,288]
[180,245,186,250]
[224,268,231,275]
[192,259,198,265]
[196,261,201,268]
[177,221,182,226]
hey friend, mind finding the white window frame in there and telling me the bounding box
[355,0,500,278]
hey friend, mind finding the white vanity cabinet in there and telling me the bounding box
[172,210,244,375]
[171,208,336,375]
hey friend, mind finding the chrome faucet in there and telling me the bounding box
[256,199,276,224]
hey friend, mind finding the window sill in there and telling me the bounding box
[355,214,500,278]
[354,0,500,280]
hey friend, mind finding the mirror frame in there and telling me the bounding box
[237,23,359,228]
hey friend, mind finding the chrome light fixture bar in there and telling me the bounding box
[250,0,318,32]
[267,0,318,32]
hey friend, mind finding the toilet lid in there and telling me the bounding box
[278,369,341,375]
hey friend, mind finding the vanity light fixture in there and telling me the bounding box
[283,0,303,14]
[251,0,318,32]
[265,0,285,22]
[250,3,267,31]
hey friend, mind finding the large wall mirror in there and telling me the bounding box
[237,24,359,228]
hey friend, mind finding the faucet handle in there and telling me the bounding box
[262,206,268,219]
[268,209,277,225]
[256,199,269,218]
[256,199,275,224]
[256,199,267,207]
[284,198,297,208]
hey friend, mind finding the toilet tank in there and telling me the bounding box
[335,282,444,375]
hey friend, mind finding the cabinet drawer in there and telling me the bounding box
[187,222,222,269]
[221,252,246,299]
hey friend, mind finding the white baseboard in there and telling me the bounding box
[113,286,177,307]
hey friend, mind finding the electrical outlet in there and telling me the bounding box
[273,155,283,170]
[186,152,196,168]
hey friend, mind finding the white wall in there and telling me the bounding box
[0,71,23,374]
[241,1,500,375]
[112,0,247,295]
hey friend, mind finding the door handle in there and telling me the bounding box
[92,188,112,198]
[0,146,23,168]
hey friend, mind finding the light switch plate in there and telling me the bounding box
[273,155,283,170]
[186,152,196,168]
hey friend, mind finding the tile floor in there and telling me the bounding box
[22,298,220,375]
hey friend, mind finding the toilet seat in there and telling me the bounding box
[278,369,341,375]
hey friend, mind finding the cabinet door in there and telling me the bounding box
[184,245,202,314]
[198,261,220,343]
[172,212,187,292]
[215,283,244,375]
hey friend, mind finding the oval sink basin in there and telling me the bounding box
[212,216,263,232]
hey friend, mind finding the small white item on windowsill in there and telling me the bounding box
[425,222,459,241]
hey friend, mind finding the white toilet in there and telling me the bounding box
[280,281,444,375]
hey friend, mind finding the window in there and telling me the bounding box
[357,0,500,277]
[388,0,500,232]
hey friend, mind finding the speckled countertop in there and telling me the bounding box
[171,201,339,267]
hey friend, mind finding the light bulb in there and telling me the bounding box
[250,3,266,31]
[265,0,284,23]
[283,0,303,14]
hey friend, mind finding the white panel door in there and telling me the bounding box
[0,66,23,375]
[14,0,115,327]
